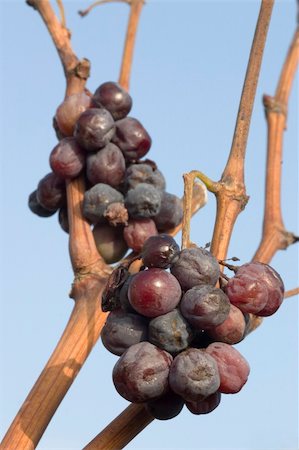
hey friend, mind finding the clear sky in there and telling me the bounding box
[0,1,298,449]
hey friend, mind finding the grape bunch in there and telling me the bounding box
[28,82,184,263]
[101,234,285,420]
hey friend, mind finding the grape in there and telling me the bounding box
[28,190,56,217]
[226,262,284,315]
[145,391,184,420]
[83,183,124,224]
[86,143,126,187]
[169,348,220,401]
[128,268,182,317]
[123,219,158,252]
[186,391,221,415]
[112,117,151,161]
[125,183,162,219]
[170,247,220,290]
[92,81,132,120]
[206,342,250,394]
[58,207,69,233]
[112,342,173,403]
[148,309,194,354]
[49,137,85,179]
[74,108,115,151]
[119,275,136,312]
[55,91,92,136]
[36,172,66,211]
[207,304,246,345]
[101,309,148,356]
[141,234,180,269]
[256,264,284,316]
[125,163,166,192]
[93,223,128,264]
[153,192,183,231]
[180,285,230,330]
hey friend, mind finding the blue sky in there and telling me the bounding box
[0,1,298,449]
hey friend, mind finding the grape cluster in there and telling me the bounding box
[28,82,183,263]
[102,235,285,420]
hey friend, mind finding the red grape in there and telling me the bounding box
[207,304,246,344]
[123,218,158,252]
[186,391,221,415]
[49,137,85,179]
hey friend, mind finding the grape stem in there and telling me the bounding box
[284,287,299,299]
[252,28,299,263]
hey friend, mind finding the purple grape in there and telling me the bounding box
[101,309,148,356]
[123,219,158,252]
[58,207,69,233]
[125,183,162,219]
[153,192,183,231]
[119,275,136,312]
[128,268,182,318]
[180,285,230,330]
[83,183,124,223]
[170,247,220,290]
[93,223,128,264]
[206,342,250,394]
[169,348,220,401]
[112,117,151,161]
[55,91,92,136]
[125,163,166,192]
[92,81,132,120]
[36,172,66,211]
[186,391,221,415]
[28,190,56,217]
[141,234,180,269]
[112,342,173,403]
[148,309,194,354]
[74,108,115,151]
[226,262,284,315]
[86,143,126,187]
[207,304,246,345]
[145,391,184,420]
[49,137,85,179]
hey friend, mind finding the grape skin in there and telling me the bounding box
[112,117,152,161]
[180,285,230,330]
[93,223,128,264]
[207,304,246,345]
[153,192,183,231]
[128,268,182,318]
[125,183,162,219]
[49,137,85,179]
[74,108,115,151]
[226,262,284,315]
[112,342,173,403]
[186,391,221,415]
[170,247,220,291]
[36,172,66,211]
[92,81,132,120]
[206,342,250,394]
[55,92,92,136]
[169,348,220,402]
[125,163,166,192]
[28,190,56,217]
[83,183,124,224]
[148,309,194,354]
[145,391,184,420]
[101,309,148,356]
[123,219,158,252]
[86,143,126,187]
[141,234,180,269]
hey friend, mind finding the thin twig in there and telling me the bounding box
[118,0,145,91]
[284,287,299,299]
[79,0,130,18]
[210,0,274,261]
[56,0,66,28]
[253,28,299,263]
